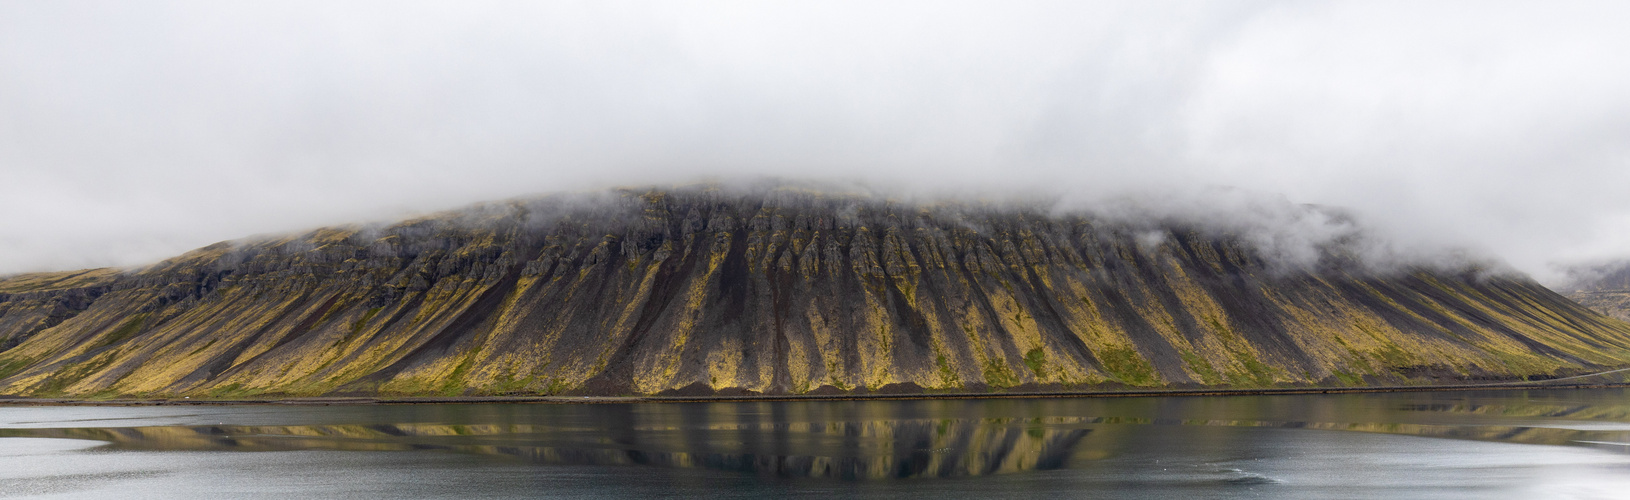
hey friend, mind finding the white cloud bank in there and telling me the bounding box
[2,1,1628,283]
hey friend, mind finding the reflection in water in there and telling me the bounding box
[2,388,1630,486]
[0,416,1093,479]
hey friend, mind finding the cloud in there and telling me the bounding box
[2,1,1628,284]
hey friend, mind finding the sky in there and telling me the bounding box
[2,0,1628,284]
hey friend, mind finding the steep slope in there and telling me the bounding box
[1559,261,1630,322]
[2,187,1629,398]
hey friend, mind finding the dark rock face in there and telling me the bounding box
[1561,261,1630,323]
[2,187,1628,397]
[0,270,117,352]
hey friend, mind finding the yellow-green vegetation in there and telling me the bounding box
[0,268,120,294]
[1179,350,1223,385]
[1097,347,1160,386]
[982,358,1021,389]
[935,353,962,389]
[88,314,146,350]
[1022,347,1047,378]
[2,186,1629,398]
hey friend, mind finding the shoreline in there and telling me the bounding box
[2,379,1627,406]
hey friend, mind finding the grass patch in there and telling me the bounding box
[1098,347,1159,386]
[1331,369,1363,386]
[0,357,35,380]
[1179,350,1222,385]
[438,356,477,396]
[828,375,850,391]
[1206,316,1236,340]
[543,378,571,395]
[485,368,531,395]
[935,353,963,389]
[982,358,1021,388]
[1022,347,1047,379]
[35,354,116,397]
[827,360,850,390]
[89,314,147,350]
[1236,356,1277,386]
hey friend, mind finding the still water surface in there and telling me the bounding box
[2,389,1629,499]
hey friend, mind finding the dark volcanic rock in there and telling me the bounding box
[1,186,1629,398]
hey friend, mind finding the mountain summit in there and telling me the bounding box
[2,186,1628,398]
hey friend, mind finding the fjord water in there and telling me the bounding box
[2,389,1629,499]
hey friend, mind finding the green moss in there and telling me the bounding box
[1022,347,1047,379]
[438,356,477,396]
[896,280,916,304]
[1331,369,1363,386]
[1371,344,1417,368]
[1237,356,1277,386]
[35,353,116,397]
[935,353,962,389]
[962,324,981,346]
[0,357,34,381]
[1490,349,1557,377]
[541,378,571,395]
[486,368,531,395]
[1206,316,1236,340]
[826,360,850,390]
[1179,350,1222,385]
[90,314,147,350]
[1098,347,1159,386]
[828,375,850,391]
[982,358,1020,388]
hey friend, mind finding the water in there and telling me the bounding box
[3,389,1629,499]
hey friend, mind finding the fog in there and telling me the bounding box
[3,1,1628,284]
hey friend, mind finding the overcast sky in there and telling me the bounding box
[2,0,1628,283]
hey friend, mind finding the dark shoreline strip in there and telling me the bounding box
[1,380,1627,407]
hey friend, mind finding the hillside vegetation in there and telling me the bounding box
[2,187,1628,398]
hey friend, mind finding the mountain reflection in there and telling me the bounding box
[0,417,1093,479]
[6,390,1630,480]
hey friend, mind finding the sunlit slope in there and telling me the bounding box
[2,188,1629,398]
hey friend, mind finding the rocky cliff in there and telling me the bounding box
[1559,261,1630,323]
[3,186,1629,398]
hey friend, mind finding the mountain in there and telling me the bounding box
[2,185,1628,398]
[1558,261,1630,323]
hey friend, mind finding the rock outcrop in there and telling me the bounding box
[1559,261,1630,323]
[2,186,1628,398]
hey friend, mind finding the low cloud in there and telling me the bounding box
[3,1,1629,285]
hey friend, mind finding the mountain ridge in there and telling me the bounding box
[2,185,1628,398]
[1560,261,1630,323]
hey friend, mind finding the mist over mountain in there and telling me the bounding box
[1,184,1625,398]
[1557,260,1630,323]
[7,2,1630,283]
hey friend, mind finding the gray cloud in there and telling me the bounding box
[2,0,1628,284]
